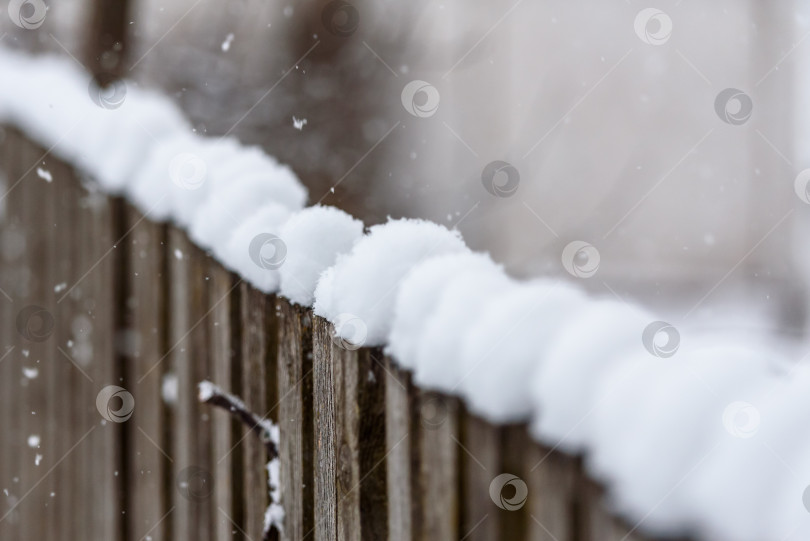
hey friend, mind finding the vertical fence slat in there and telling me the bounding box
[240,283,272,541]
[277,298,315,541]
[416,391,460,540]
[0,129,25,540]
[460,412,500,541]
[76,188,123,541]
[312,317,388,541]
[125,205,168,541]
[209,264,236,541]
[49,156,76,541]
[313,315,338,541]
[16,132,52,541]
[169,230,212,541]
[384,359,416,541]
[525,446,578,541]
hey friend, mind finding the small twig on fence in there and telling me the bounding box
[198,380,278,459]
[198,380,282,541]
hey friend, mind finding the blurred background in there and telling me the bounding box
[2,0,808,337]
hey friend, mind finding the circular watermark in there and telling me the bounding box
[169,153,207,190]
[331,313,367,350]
[561,241,600,278]
[176,466,213,502]
[96,385,135,423]
[88,74,127,110]
[722,401,760,439]
[248,233,287,270]
[794,169,810,204]
[489,473,528,511]
[642,321,680,358]
[321,0,359,37]
[8,0,46,30]
[420,394,448,430]
[481,161,519,198]
[16,305,54,342]
[633,8,672,45]
[714,88,753,125]
[802,485,810,513]
[401,80,440,118]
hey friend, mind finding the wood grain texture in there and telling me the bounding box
[312,317,387,541]
[0,129,27,541]
[209,264,237,541]
[525,445,579,541]
[168,230,212,541]
[240,283,272,541]
[416,390,460,540]
[384,358,416,541]
[459,411,500,541]
[125,204,169,541]
[277,298,315,541]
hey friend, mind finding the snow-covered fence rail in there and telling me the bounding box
[0,129,654,541]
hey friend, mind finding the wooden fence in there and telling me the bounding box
[0,129,657,541]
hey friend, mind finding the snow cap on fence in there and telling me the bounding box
[529,300,653,454]
[313,218,468,347]
[222,202,292,292]
[188,170,306,252]
[458,280,587,423]
[410,262,514,392]
[387,251,503,369]
[586,344,781,536]
[278,205,364,306]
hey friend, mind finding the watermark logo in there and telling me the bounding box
[642,321,680,358]
[248,233,287,270]
[489,473,528,511]
[331,313,367,350]
[169,153,207,190]
[482,161,519,198]
[176,466,213,501]
[96,385,135,423]
[420,394,448,430]
[8,0,46,29]
[722,401,760,438]
[561,241,600,278]
[714,88,753,125]
[321,1,359,37]
[16,305,54,342]
[634,8,672,45]
[794,169,810,204]
[401,80,440,118]
[88,74,127,110]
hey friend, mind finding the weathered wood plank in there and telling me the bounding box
[313,315,338,541]
[209,264,237,541]
[384,359,416,541]
[312,317,387,541]
[240,283,271,540]
[73,186,123,540]
[0,129,27,540]
[277,298,315,541]
[525,445,578,541]
[15,133,55,541]
[125,204,169,541]
[459,411,500,541]
[168,230,213,541]
[416,390,460,540]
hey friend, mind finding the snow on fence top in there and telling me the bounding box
[0,46,806,541]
